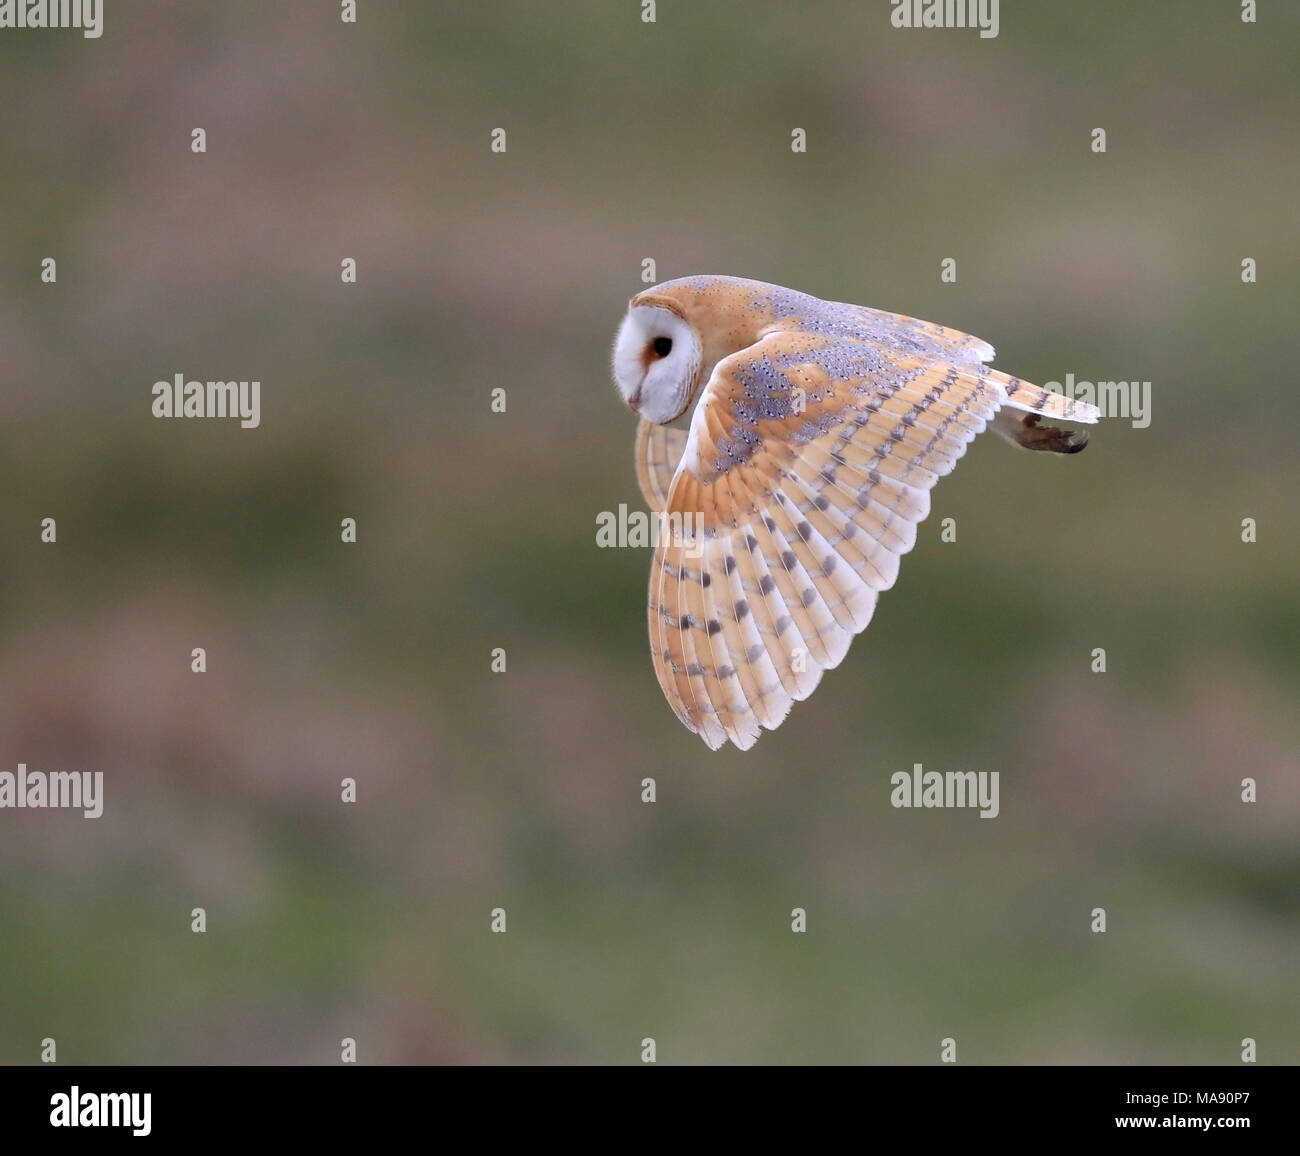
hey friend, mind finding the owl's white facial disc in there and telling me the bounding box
[612,305,702,424]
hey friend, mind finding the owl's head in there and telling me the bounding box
[611,299,703,424]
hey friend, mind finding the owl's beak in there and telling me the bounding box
[626,386,643,412]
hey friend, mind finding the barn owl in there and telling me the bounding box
[611,275,1099,751]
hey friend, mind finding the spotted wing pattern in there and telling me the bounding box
[647,329,1034,750]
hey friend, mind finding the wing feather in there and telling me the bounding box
[645,328,1049,748]
[634,419,689,510]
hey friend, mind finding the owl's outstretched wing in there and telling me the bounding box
[834,301,997,366]
[647,328,1096,750]
[634,418,688,510]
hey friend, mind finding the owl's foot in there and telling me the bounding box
[997,410,1089,454]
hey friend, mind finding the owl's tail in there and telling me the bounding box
[985,370,1101,424]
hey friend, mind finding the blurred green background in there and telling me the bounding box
[1,0,1297,1064]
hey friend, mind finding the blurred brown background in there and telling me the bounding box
[0,0,1296,1063]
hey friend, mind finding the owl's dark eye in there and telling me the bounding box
[652,336,673,358]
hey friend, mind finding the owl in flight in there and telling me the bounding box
[611,275,1099,751]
